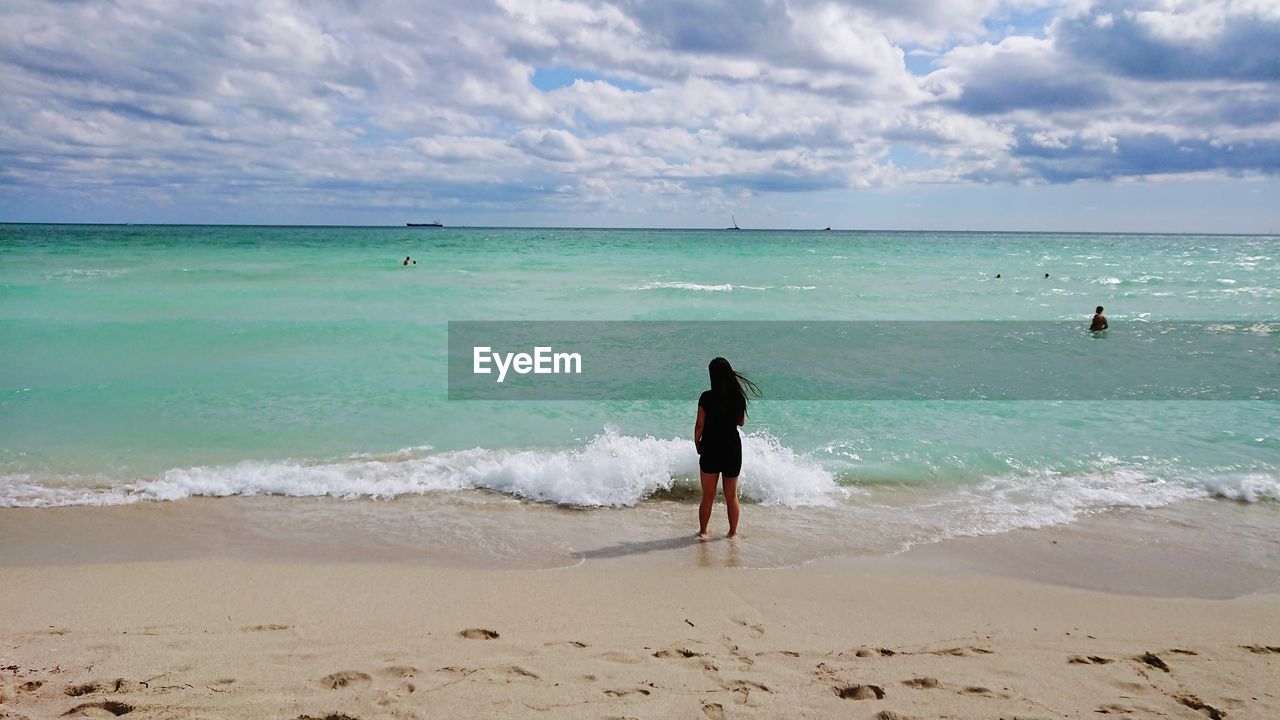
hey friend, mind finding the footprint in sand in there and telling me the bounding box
[901,677,939,689]
[701,702,726,720]
[1095,703,1133,714]
[369,665,418,700]
[596,651,643,664]
[319,671,372,690]
[730,617,765,637]
[930,646,994,657]
[432,666,478,685]
[1110,679,1148,694]
[64,682,104,697]
[60,700,134,717]
[544,640,588,648]
[813,661,839,679]
[602,688,651,698]
[492,665,539,681]
[834,683,884,700]
[1178,695,1225,720]
[719,637,755,669]
[849,646,898,658]
[459,628,499,640]
[19,680,43,692]
[242,624,291,632]
[1068,655,1114,665]
[725,679,771,705]
[873,712,919,720]
[1136,652,1170,672]
[653,647,703,659]
[1241,644,1280,654]
[959,685,1009,698]
[297,714,361,720]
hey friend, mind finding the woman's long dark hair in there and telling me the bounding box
[708,357,761,415]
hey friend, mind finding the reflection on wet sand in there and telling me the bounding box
[697,536,740,568]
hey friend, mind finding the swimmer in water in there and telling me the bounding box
[403,256,411,266]
[1090,305,1108,332]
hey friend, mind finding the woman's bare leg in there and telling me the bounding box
[698,472,719,537]
[722,476,740,537]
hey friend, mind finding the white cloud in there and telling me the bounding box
[0,0,1276,221]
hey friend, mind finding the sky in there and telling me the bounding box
[1,0,1278,232]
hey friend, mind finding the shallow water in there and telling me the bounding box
[1,224,1276,560]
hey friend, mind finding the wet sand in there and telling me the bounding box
[3,494,1277,595]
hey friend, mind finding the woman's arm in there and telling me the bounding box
[738,409,746,427]
[694,405,705,452]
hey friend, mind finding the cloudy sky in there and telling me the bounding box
[2,0,1278,231]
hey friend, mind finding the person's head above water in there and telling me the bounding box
[1096,306,1104,314]
[708,357,762,412]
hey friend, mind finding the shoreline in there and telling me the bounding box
[2,495,1277,599]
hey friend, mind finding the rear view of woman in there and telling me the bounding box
[694,357,760,538]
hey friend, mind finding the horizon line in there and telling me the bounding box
[1,222,1275,237]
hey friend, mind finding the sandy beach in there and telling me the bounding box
[3,504,1277,720]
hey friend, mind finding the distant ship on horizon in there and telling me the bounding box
[725,214,741,230]
[407,220,444,227]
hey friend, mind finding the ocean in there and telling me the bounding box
[2,224,1277,569]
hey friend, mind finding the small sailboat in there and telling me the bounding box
[407,220,444,227]
[725,214,741,230]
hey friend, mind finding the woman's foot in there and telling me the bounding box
[697,531,710,540]
[726,531,737,539]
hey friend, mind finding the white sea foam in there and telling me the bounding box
[632,281,817,292]
[4,434,1275,551]
[915,466,1280,545]
[1199,473,1280,503]
[42,268,131,282]
[634,281,734,292]
[0,429,840,509]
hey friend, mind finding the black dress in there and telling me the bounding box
[697,390,743,477]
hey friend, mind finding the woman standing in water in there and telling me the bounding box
[694,357,761,539]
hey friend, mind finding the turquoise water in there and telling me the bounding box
[1,224,1277,552]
